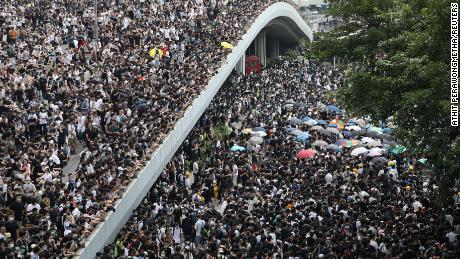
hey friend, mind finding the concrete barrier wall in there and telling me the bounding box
[75,3,312,258]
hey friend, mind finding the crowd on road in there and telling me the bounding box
[107,57,459,258]
[0,0,299,257]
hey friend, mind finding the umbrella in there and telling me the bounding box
[326,127,340,135]
[252,131,267,137]
[326,124,337,128]
[383,140,398,147]
[336,139,360,147]
[366,140,382,147]
[347,119,359,125]
[326,144,343,152]
[352,130,367,136]
[351,147,369,156]
[287,118,302,125]
[248,136,263,145]
[369,147,385,153]
[221,41,234,49]
[382,128,394,134]
[286,99,295,104]
[346,125,362,131]
[296,132,311,142]
[386,122,397,128]
[391,145,407,155]
[293,102,307,108]
[296,149,316,159]
[418,158,428,164]
[302,116,313,122]
[361,137,376,143]
[327,105,341,113]
[342,131,353,137]
[376,133,392,140]
[365,131,379,138]
[230,145,245,152]
[283,104,293,110]
[368,126,383,133]
[317,120,328,125]
[252,127,266,133]
[312,140,328,147]
[367,150,382,157]
[290,130,304,136]
[329,119,345,130]
[370,157,389,166]
[242,128,252,134]
[318,128,332,137]
[285,127,297,132]
[309,125,324,131]
[305,119,318,126]
[231,121,242,130]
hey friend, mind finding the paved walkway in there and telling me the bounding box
[61,144,86,182]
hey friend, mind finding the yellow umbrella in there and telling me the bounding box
[149,48,156,57]
[221,42,234,49]
[242,128,252,134]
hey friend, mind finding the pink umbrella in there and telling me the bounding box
[296,149,316,159]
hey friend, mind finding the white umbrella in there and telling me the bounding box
[366,140,382,147]
[370,147,385,153]
[248,136,263,145]
[351,147,369,156]
[304,119,318,126]
[252,131,267,137]
[361,137,375,143]
[367,150,383,157]
[309,125,324,131]
[312,140,328,147]
[326,127,340,135]
[346,125,362,131]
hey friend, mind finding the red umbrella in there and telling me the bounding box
[296,149,316,159]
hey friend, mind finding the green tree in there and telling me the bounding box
[314,0,459,207]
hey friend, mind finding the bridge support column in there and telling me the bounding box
[268,38,280,60]
[235,55,245,74]
[255,30,267,66]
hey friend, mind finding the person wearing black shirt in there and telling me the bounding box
[9,196,23,223]
[4,216,19,241]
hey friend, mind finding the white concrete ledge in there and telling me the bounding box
[74,2,312,258]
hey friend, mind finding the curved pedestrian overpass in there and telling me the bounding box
[75,2,312,258]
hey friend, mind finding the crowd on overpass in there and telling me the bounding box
[105,57,459,258]
[0,0,300,257]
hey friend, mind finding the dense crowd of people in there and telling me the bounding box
[0,0,301,257]
[106,57,459,258]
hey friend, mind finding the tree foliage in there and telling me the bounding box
[313,0,459,206]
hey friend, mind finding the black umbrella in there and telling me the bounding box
[352,130,366,136]
[376,133,393,140]
[365,131,379,138]
[370,157,389,166]
[318,128,332,137]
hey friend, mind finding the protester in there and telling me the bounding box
[108,56,460,258]
[0,0,301,257]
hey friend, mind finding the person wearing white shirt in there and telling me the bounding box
[325,172,333,185]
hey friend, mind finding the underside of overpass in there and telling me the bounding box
[236,15,313,73]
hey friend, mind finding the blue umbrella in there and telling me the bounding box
[348,119,359,125]
[302,116,313,122]
[230,145,246,152]
[317,120,328,125]
[342,131,353,137]
[296,132,311,142]
[382,128,394,134]
[327,105,341,113]
[252,127,267,132]
[326,124,337,128]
